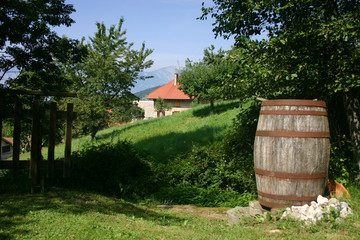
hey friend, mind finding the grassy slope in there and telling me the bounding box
[2,100,360,239]
[37,100,240,162]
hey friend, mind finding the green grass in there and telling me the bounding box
[1,100,360,239]
[21,100,241,162]
[0,186,359,239]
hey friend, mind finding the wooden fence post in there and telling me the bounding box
[30,100,40,193]
[12,98,22,178]
[64,103,73,178]
[0,98,2,161]
[47,102,57,178]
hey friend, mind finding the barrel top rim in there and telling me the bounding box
[262,99,327,107]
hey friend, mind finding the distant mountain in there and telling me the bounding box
[132,66,179,93]
[134,85,162,100]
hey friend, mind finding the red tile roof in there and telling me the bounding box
[147,79,193,100]
[2,137,13,145]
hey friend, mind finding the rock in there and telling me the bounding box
[340,208,350,218]
[315,211,326,221]
[249,201,266,216]
[157,205,172,209]
[226,206,250,225]
[335,217,344,224]
[311,201,318,208]
[329,198,339,205]
[268,230,281,234]
[340,202,349,211]
[317,195,329,206]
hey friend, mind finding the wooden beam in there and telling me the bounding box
[0,98,2,161]
[12,99,22,178]
[30,100,40,193]
[0,89,77,97]
[64,103,73,178]
[47,102,57,178]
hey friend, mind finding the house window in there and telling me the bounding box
[174,101,180,107]
[2,145,10,153]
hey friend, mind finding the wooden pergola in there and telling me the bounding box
[0,89,77,193]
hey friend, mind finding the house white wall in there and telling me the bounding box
[136,100,156,119]
[1,139,13,160]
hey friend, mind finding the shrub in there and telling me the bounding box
[69,140,156,198]
[154,185,256,207]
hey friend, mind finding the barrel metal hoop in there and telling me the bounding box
[258,191,318,202]
[256,130,330,138]
[262,99,327,107]
[254,168,327,179]
[260,110,328,116]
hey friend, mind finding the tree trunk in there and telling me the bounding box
[210,100,214,113]
[89,128,98,141]
[344,88,360,182]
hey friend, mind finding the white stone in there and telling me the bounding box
[340,208,350,218]
[317,195,329,206]
[335,217,344,224]
[307,206,317,218]
[311,201,318,208]
[291,206,302,213]
[340,202,349,211]
[315,211,326,221]
[329,198,338,205]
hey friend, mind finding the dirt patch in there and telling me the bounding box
[166,205,230,220]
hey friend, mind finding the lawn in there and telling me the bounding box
[0,186,359,239]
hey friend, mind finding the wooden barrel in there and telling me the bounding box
[254,99,330,208]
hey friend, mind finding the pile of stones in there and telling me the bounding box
[226,195,353,225]
[281,195,353,224]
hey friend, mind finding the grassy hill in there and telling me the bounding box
[47,100,241,162]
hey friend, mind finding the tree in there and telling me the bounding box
[0,0,84,91]
[66,18,153,140]
[179,46,239,112]
[154,97,172,117]
[201,0,360,179]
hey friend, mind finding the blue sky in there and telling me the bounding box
[54,0,235,71]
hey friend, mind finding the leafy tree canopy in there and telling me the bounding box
[0,0,84,91]
[201,0,360,179]
[65,18,153,139]
[179,45,240,112]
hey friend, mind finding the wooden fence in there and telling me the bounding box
[0,89,76,193]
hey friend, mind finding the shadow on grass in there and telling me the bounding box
[134,125,228,163]
[0,189,186,239]
[192,100,239,118]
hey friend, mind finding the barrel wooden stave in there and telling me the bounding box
[254,100,330,208]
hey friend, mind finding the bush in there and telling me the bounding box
[154,185,256,207]
[329,136,359,185]
[69,140,156,198]
[162,143,255,194]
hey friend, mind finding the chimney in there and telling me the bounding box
[174,73,178,86]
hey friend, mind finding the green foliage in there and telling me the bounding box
[65,18,153,139]
[0,0,86,91]
[154,97,172,112]
[179,46,241,112]
[163,143,255,194]
[69,140,155,198]
[154,185,255,207]
[329,137,359,185]
[202,0,360,178]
